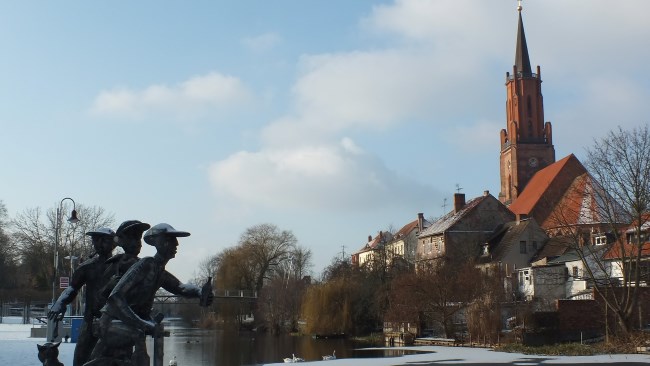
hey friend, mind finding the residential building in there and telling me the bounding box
[416,191,515,268]
[477,217,548,275]
[384,213,430,270]
[352,214,430,270]
[351,231,391,268]
[603,216,650,286]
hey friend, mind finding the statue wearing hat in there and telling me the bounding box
[85,223,213,366]
[47,227,117,366]
[100,220,151,300]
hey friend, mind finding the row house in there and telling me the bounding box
[384,213,430,270]
[416,191,515,268]
[351,213,430,270]
[351,231,391,268]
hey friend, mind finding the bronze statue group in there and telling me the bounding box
[40,220,213,366]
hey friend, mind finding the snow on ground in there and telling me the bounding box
[262,346,650,365]
[1,317,648,365]
[0,320,74,366]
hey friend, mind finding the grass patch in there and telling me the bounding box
[495,332,650,356]
[495,342,598,356]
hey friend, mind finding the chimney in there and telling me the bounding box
[483,190,490,197]
[454,193,466,213]
[417,213,424,231]
[368,235,372,242]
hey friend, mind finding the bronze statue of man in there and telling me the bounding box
[100,220,151,299]
[47,227,116,366]
[85,223,213,366]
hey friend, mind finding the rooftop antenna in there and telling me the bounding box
[340,245,346,260]
[441,198,448,213]
[517,0,523,12]
[455,183,463,193]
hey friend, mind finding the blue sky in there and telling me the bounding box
[1,0,649,281]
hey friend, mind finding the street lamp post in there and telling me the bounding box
[47,197,79,342]
[51,197,79,305]
[64,254,79,315]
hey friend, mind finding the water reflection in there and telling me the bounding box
[145,325,428,366]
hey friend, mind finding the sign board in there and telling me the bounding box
[60,276,70,289]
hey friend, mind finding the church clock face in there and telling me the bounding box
[528,157,538,167]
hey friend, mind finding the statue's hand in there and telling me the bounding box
[142,320,156,335]
[47,305,64,320]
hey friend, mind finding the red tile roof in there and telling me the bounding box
[603,241,650,260]
[392,219,419,241]
[509,154,583,215]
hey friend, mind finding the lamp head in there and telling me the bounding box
[68,210,80,224]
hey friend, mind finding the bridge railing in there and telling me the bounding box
[213,289,257,298]
[154,289,257,302]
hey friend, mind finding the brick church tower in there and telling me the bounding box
[499,3,555,205]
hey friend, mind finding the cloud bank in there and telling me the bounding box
[90,71,253,121]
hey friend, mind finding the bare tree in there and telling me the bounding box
[388,260,482,338]
[0,200,19,289]
[10,203,114,291]
[544,125,650,336]
[583,125,650,335]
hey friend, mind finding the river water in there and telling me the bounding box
[145,325,421,365]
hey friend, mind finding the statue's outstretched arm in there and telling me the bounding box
[48,266,87,318]
[161,271,201,298]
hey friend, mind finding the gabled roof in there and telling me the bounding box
[479,219,543,263]
[510,154,586,216]
[418,195,489,237]
[354,231,390,254]
[603,241,650,260]
[625,213,650,233]
[531,235,573,263]
[390,218,429,243]
[547,245,608,265]
[542,173,613,228]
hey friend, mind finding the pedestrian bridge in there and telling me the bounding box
[154,289,257,302]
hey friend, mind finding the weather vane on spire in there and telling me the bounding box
[517,0,523,12]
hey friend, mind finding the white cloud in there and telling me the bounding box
[241,32,282,52]
[208,138,435,212]
[90,72,253,120]
[260,47,486,147]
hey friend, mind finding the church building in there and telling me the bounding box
[499,4,621,244]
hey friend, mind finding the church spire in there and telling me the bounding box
[499,0,555,205]
[515,3,532,76]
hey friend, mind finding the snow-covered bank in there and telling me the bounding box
[263,345,650,365]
